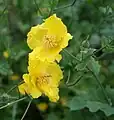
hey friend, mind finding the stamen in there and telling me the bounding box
[43,35,58,48]
[36,74,51,86]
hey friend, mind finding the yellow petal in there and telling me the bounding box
[42,85,59,102]
[30,87,42,98]
[47,62,63,86]
[29,47,61,62]
[43,14,67,37]
[22,74,35,91]
[27,25,48,49]
[55,54,62,62]
[18,83,28,95]
[23,74,30,84]
[28,51,48,76]
[21,74,42,98]
[62,33,73,48]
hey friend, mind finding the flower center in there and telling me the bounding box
[36,74,51,86]
[43,35,58,49]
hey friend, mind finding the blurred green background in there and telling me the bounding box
[1,0,114,120]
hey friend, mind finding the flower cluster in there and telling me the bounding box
[19,14,72,102]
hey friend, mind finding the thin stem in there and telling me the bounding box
[0,97,27,110]
[67,75,83,87]
[66,70,71,84]
[48,0,54,16]
[33,0,43,16]
[12,103,17,120]
[83,38,113,61]
[54,0,76,10]
[0,6,7,18]
[21,100,32,120]
[63,49,80,62]
[87,67,111,106]
[64,49,111,105]
[7,81,24,94]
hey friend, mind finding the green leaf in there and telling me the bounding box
[68,96,114,116]
[69,96,86,110]
[0,60,13,76]
[75,62,88,71]
[88,57,100,75]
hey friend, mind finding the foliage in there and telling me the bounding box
[0,0,114,120]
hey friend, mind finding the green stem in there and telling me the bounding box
[87,67,111,106]
[0,97,27,110]
[66,70,71,84]
[7,81,24,94]
[33,0,43,16]
[64,49,111,105]
[54,0,76,10]
[63,49,80,62]
[67,75,83,87]
[21,100,32,120]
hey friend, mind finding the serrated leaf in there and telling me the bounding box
[68,96,114,116]
[69,97,86,110]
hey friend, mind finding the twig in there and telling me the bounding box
[0,97,27,110]
[12,103,17,120]
[63,49,80,62]
[67,75,83,87]
[48,0,54,16]
[21,100,32,120]
[54,0,76,10]
[66,70,71,84]
[83,38,113,61]
[64,49,111,105]
[6,81,24,94]
[0,6,7,18]
[87,67,112,106]
[33,0,43,16]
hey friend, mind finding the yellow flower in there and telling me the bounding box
[37,102,48,111]
[3,50,9,58]
[27,14,72,62]
[19,54,63,102]
[19,74,42,98]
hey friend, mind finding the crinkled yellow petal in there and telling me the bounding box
[28,51,49,76]
[55,54,62,62]
[21,74,42,98]
[23,74,30,84]
[30,87,42,98]
[18,83,28,95]
[61,33,73,48]
[29,47,62,62]
[47,62,63,86]
[23,74,35,89]
[27,25,48,49]
[37,49,59,62]
[43,14,67,37]
[41,85,59,102]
